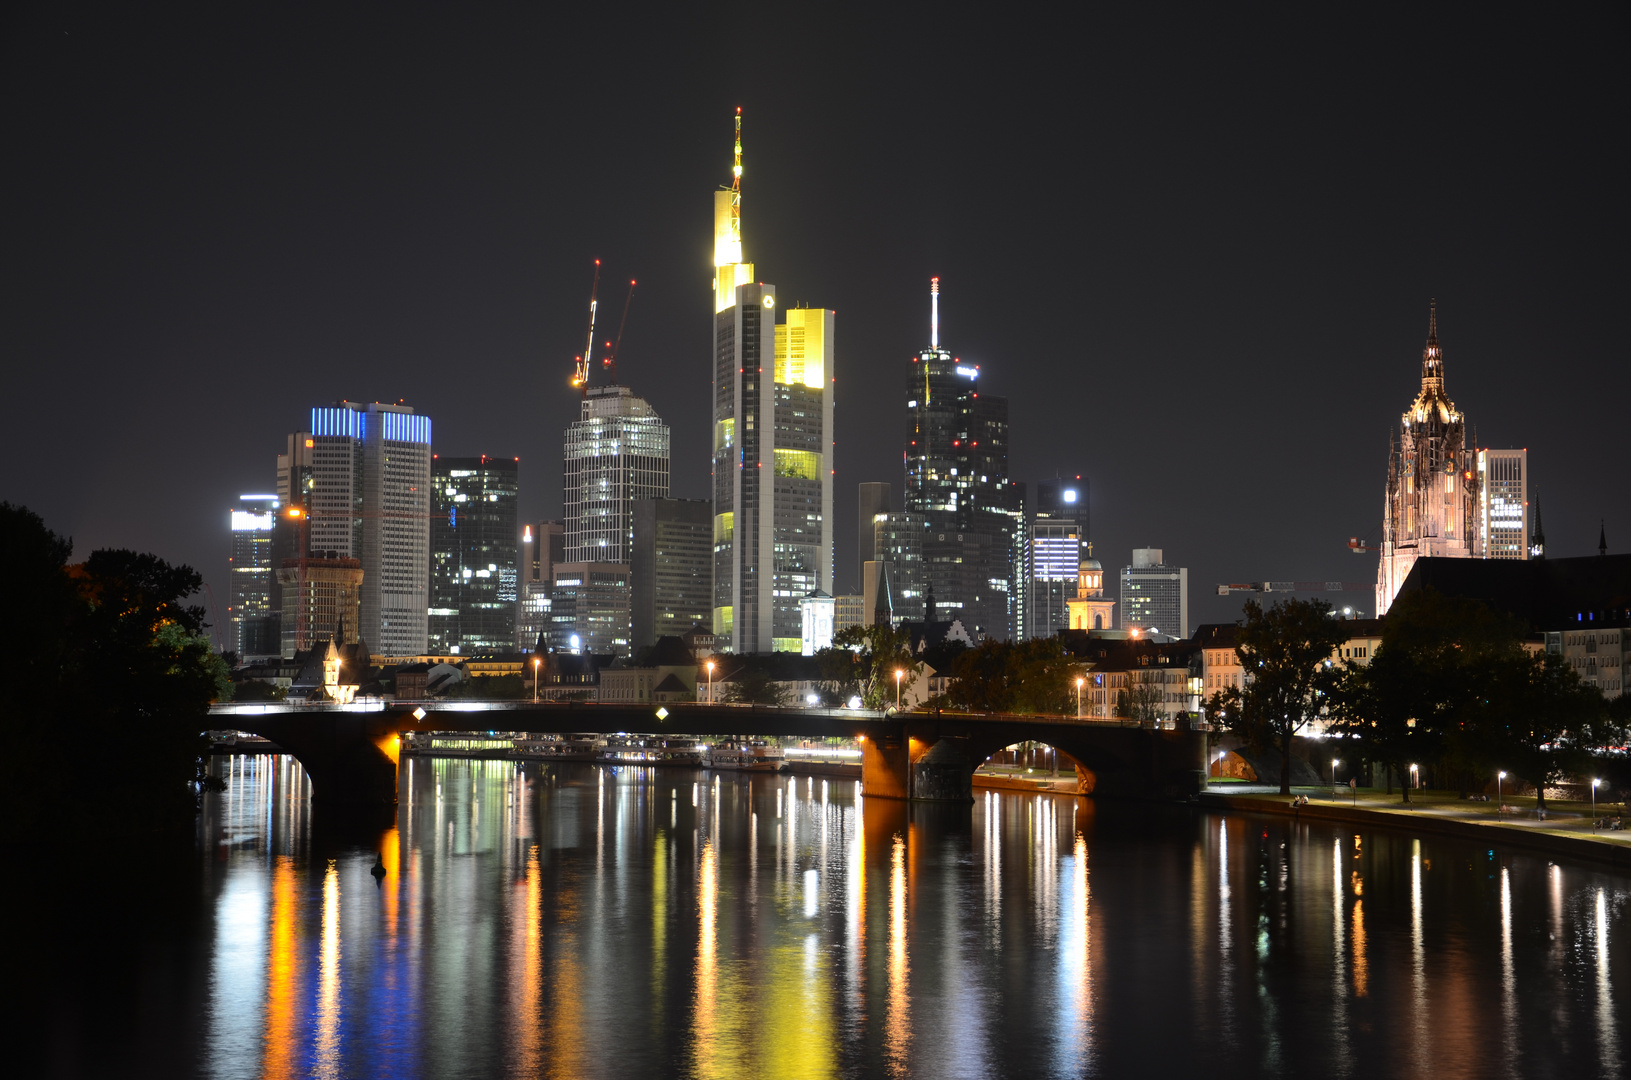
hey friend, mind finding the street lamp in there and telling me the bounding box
[1332,757,1340,796]
[1592,778,1600,830]
[532,656,540,704]
[894,668,904,711]
[706,660,715,705]
[1498,770,1506,807]
[1076,676,1084,719]
[1409,763,1418,790]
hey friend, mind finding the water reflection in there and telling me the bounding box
[44,755,1628,1078]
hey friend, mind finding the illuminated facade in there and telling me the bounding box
[516,520,562,652]
[564,385,670,564]
[1119,548,1188,637]
[1066,556,1115,632]
[903,278,1022,640]
[548,563,631,656]
[275,556,363,658]
[710,110,835,652]
[429,455,519,655]
[227,494,280,661]
[1026,477,1089,641]
[1477,448,1528,561]
[872,511,927,625]
[280,402,432,656]
[1376,305,1480,614]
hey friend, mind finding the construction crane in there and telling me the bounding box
[1216,581,1373,596]
[570,260,601,393]
[600,279,636,385]
[1346,536,1373,554]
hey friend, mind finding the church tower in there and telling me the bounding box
[1375,302,1482,614]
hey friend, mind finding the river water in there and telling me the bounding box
[20,753,1631,1078]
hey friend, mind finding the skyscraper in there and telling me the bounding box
[516,520,563,651]
[873,511,927,624]
[563,384,670,564]
[710,109,835,653]
[557,350,669,658]
[857,482,892,589]
[631,498,713,652]
[227,494,280,661]
[281,402,432,656]
[1477,448,1529,561]
[1376,304,1479,615]
[1120,547,1188,637]
[429,455,519,654]
[1027,477,1089,641]
[903,277,1021,640]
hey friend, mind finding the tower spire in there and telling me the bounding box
[1421,297,1444,388]
[930,277,940,349]
[1529,490,1545,559]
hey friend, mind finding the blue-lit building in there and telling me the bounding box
[429,455,519,655]
[1026,477,1090,641]
[279,401,432,657]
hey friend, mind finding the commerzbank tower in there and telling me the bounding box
[709,109,834,654]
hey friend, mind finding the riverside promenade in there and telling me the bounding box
[1200,784,1631,870]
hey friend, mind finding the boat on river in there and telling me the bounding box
[702,740,786,772]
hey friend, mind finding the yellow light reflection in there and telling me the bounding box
[313,859,341,1079]
[262,856,297,1080]
[513,843,542,1075]
[885,833,910,1074]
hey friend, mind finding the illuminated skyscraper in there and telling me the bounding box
[429,455,519,654]
[516,520,562,651]
[281,401,432,656]
[1477,448,1529,561]
[710,109,835,653]
[1119,547,1188,637]
[1376,305,1480,614]
[227,494,280,661]
[1027,477,1089,641]
[903,278,1021,640]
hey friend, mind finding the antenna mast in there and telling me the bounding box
[930,276,940,348]
[572,259,601,395]
[602,279,636,385]
[730,107,743,251]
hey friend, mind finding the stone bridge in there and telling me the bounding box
[210,701,1207,807]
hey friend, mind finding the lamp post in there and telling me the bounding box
[1332,757,1340,797]
[1592,778,1600,830]
[532,656,540,704]
[1076,676,1084,719]
[706,660,714,705]
[894,668,904,711]
[1498,770,1505,807]
[1409,763,1418,791]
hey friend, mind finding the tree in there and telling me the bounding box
[1327,589,1531,803]
[1213,598,1349,795]
[1482,650,1606,812]
[941,637,1080,715]
[831,624,920,710]
[1117,674,1167,725]
[0,504,230,840]
[722,668,787,707]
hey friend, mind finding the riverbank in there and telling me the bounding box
[1200,785,1631,870]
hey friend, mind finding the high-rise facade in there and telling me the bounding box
[280,402,432,656]
[631,498,713,652]
[275,554,364,658]
[873,511,927,624]
[429,455,519,654]
[903,278,1021,640]
[563,385,670,564]
[857,482,893,590]
[516,520,563,651]
[1119,547,1188,637]
[710,110,835,653]
[227,494,280,661]
[1026,477,1089,641]
[1477,448,1529,561]
[558,369,669,659]
[1376,305,1480,615]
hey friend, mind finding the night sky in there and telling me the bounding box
[4,5,1624,641]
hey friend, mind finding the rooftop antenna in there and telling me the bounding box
[730,107,743,253]
[571,260,601,395]
[601,279,636,385]
[930,276,940,348]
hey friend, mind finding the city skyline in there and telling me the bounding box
[3,8,1623,643]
